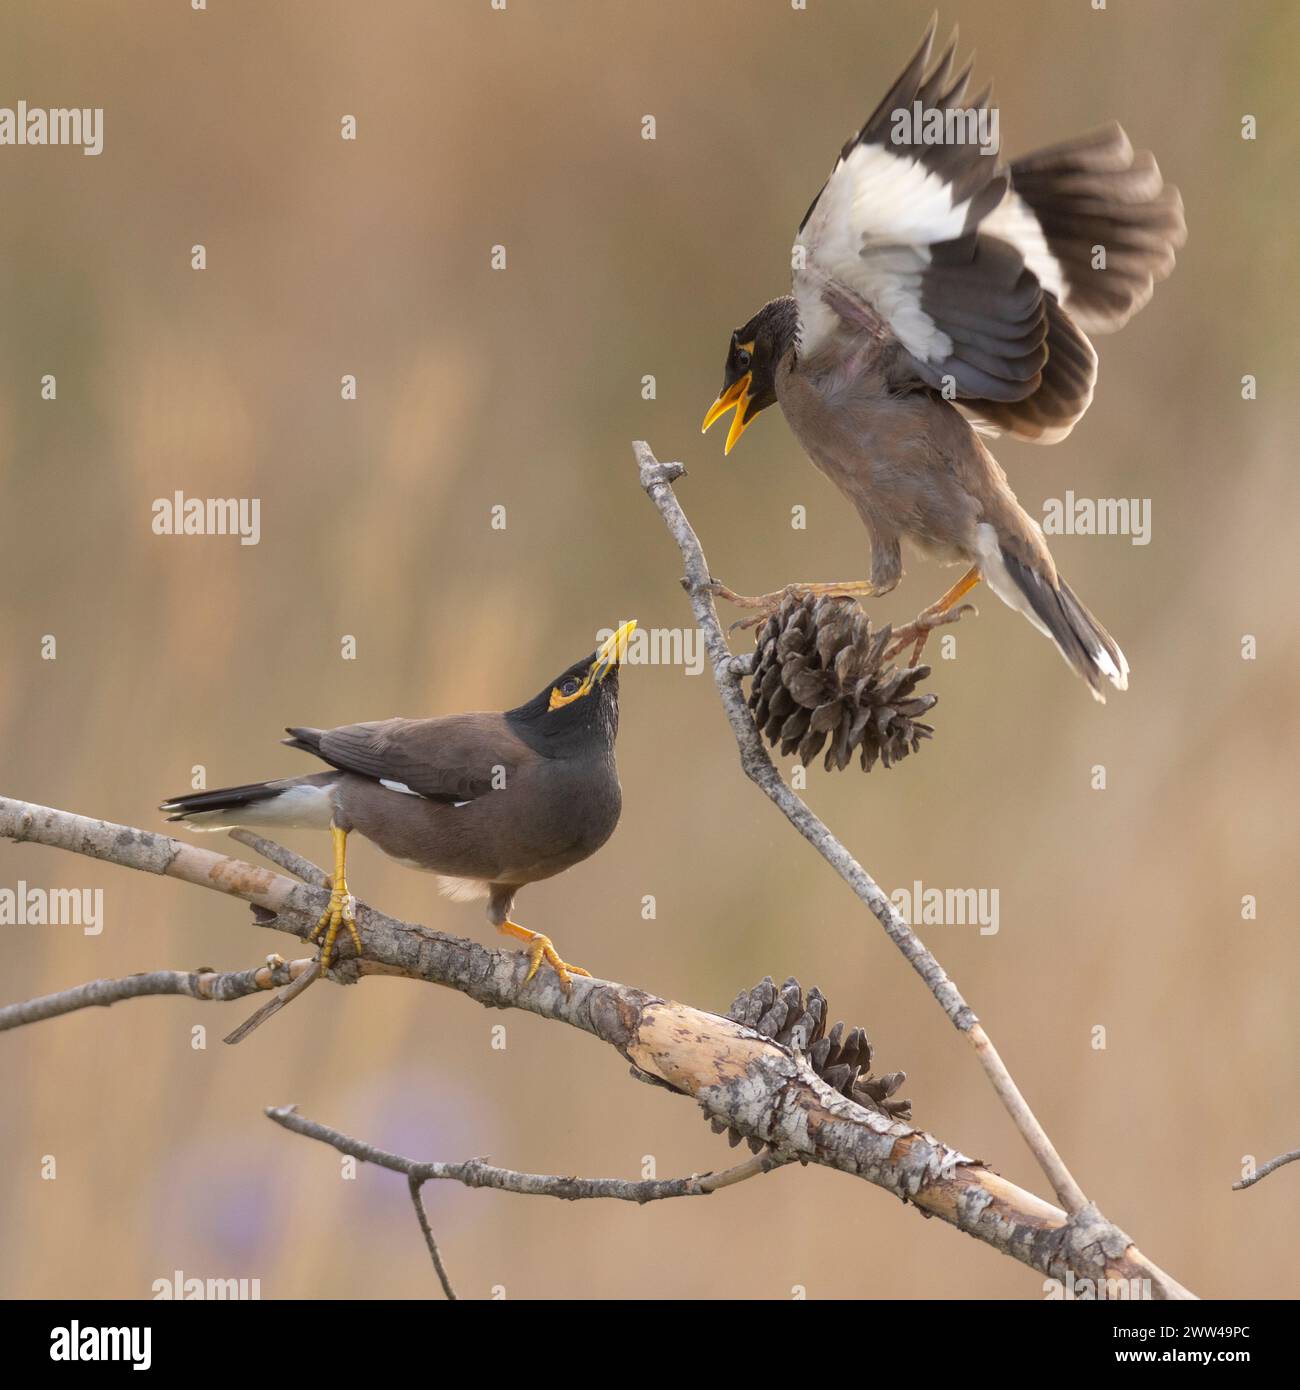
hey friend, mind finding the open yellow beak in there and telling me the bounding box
[588,619,637,685]
[701,375,753,455]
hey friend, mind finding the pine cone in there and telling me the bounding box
[748,593,936,772]
[711,975,912,1152]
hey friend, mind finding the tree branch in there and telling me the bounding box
[407,1175,458,1301]
[0,955,315,1031]
[266,1104,789,1202]
[268,1104,787,1301]
[228,828,330,887]
[632,440,1088,1217]
[1233,1148,1300,1191]
[221,958,321,1045]
[0,793,1193,1297]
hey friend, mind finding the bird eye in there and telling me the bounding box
[736,348,752,370]
[561,677,581,696]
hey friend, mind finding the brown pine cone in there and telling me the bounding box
[748,593,936,772]
[712,975,912,1152]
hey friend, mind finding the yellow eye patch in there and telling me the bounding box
[548,680,590,711]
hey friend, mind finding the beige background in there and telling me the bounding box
[1,0,1297,1299]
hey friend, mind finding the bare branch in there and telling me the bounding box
[266,1104,788,1203]
[1233,1148,1300,1191]
[222,960,321,1045]
[228,828,329,887]
[632,440,1088,1218]
[407,1176,458,1300]
[0,955,315,1032]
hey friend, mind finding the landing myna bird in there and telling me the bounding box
[702,17,1185,700]
[160,621,636,986]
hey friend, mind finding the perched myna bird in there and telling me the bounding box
[160,622,636,986]
[702,17,1185,700]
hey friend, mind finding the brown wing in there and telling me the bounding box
[286,715,526,803]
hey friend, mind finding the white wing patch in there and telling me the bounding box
[796,143,981,361]
[981,191,1065,301]
[380,778,422,797]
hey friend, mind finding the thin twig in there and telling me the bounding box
[1233,1148,1300,1191]
[219,834,329,1039]
[266,1104,790,1202]
[222,959,321,1045]
[0,956,315,1032]
[633,439,1088,1217]
[407,1176,458,1300]
[228,828,330,886]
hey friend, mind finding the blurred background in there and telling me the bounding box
[1,0,1297,1300]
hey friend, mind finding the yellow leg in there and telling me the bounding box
[926,565,982,616]
[897,566,982,665]
[308,824,364,969]
[497,920,592,991]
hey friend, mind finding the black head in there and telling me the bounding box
[505,620,636,755]
[702,296,799,454]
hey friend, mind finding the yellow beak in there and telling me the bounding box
[589,619,637,685]
[549,620,639,711]
[701,374,753,455]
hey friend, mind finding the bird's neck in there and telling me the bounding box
[506,699,618,759]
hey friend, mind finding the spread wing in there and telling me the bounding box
[793,20,1184,444]
[285,715,521,803]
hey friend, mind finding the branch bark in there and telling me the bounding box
[407,1176,458,1301]
[0,955,315,1030]
[267,1104,789,1201]
[1233,1148,1300,1191]
[0,793,1193,1297]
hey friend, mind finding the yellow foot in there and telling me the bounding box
[884,599,980,666]
[498,921,592,992]
[709,579,884,631]
[884,567,983,666]
[308,884,363,970]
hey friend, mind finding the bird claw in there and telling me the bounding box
[308,886,363,970]
[499,921,591,992]
[524,933,592,992]
[727,611,773,633]
[885,601,978,665]
[710,578,883,632]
